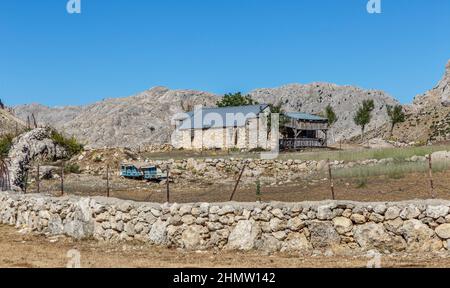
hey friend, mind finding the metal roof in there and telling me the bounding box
[178,104,270,130]
[284,112,328,122]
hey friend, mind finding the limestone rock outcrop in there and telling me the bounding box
[7,128,67,191]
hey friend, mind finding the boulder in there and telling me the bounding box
[7,128,68,191]
[226,220,261,250]
[332,217,353,234]
[350,214,366,224]
[400,205,421,220]
[431,151,450,162]
[383,218,404,234]
[256,235,282,253]
[149,219,168,245]
[426,206,449,219]
[385,206,401,220]
[435,224,450,239]
[317,205,334,220]
[287,217,305,231]
[353,223,406,252]
[308,221,340,249]
[181,225,209,250]
[281,233,312,253]
[399,219,442,252]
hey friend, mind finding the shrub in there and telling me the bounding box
[249,147,267,153]
[228,147,241,153]
[0,134,14,158]
[93,156,103,163]
[255,179,262,201]
[355,178,368,189]
[65,163,81,174]
[50,130,83,158]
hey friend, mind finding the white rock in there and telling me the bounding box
[400,205,421,220]
[226,220,261,251]
[385,206,401,220]
[435,224,450,239]
[426,206,449,219]
[333,217,353,234]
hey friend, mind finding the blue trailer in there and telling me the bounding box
[120,163,167,181]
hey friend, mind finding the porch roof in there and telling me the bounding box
[284,112,328,122]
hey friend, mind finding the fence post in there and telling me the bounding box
[428,155,435,199]
[229,163,247,201]
[36,164,40,194]
[256,178,261,202]
[61,161,64,196]
[328,159,335,200]
[166,168,170,203]
[106,164,110,197]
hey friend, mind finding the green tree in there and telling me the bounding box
[267,103,288,137]
[324,105,338,143]
[353,99,375,141]
[0,99,4,109]
[325,105,337,126]
[217,92,256,107]
[50,129,84,158]
[386,104,406,137]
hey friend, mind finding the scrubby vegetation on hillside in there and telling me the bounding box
[50,129,84,158]
[0,134,14,158]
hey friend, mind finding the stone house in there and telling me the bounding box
[171,104,271,150]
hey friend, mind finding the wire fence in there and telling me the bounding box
[9,155,450,204]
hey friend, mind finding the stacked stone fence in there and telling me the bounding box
[1,191,450,254]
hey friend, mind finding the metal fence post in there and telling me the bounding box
[36,164,40,194]
[61,161,64,196]
[106,164,110,197]
[229,163,247,201]
[328,159,335,200]
[428,155,435,199]
[166,168,170,203]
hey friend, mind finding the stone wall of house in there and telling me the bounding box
[171,115,269,150]
[2,191,450,254]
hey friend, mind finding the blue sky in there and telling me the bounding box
[1,0,449,106]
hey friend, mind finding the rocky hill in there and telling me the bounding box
[14,87,218,148]
[249,83,399,142]
[0,108,26,137]
[15,83,400,147]
[370,60,450,144]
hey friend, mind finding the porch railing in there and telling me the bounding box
[279,138,326,150]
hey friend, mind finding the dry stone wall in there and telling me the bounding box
[1,191,450,254]
[140,152,447,184]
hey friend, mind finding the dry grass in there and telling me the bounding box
[330,160,450,180]
[141,145,450,162]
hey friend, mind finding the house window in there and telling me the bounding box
[191,129,195,143]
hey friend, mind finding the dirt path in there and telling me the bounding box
[1,225,450,268]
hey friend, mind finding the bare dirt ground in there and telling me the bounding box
[1,225,450,268]
[33,169,450,204]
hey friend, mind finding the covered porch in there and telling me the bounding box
[280,112,329,150]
